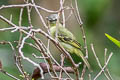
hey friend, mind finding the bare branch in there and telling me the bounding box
[104,48,113,80]
[60,0,65,27]
[0,69,20,80]
[18,29,44,79]
[32,62,74,80]
[0,60,19,80]
[91,44,113,80]
[59,54,65,79]
[0,4,59,13]
[94,52,113,80]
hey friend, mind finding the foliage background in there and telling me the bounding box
[0,0,119,80]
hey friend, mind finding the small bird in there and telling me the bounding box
[47,14,92,71]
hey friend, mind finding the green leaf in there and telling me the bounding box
[105,33,120,48]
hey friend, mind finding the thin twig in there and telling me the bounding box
[0,69,20,80]
[9,14,13,22]
[25,0,32,27]
[17,8,24,48]
[0,42,20,80]
[88,74,92,80]
[94,52,113,80]
[91,44,112,80]
[18,29,44,79]
[0,4,59,13]
[31,0,48,30]
[60,0,65,27]
[104,48,113,80]
[59,54,65,79]
[80,65,87,79]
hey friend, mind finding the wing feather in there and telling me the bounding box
[58,34,82,50]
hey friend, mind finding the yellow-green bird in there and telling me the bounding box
[47,14,91,71]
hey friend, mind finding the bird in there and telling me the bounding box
[47,14,92,72]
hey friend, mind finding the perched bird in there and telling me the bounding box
[47,14,92,71]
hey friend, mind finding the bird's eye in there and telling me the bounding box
[63,37,72,41]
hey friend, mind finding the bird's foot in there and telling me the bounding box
[76,62,82,68]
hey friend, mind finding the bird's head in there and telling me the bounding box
[46,14,58,27]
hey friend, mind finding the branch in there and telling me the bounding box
[94,52,113,80]
[0,4,58,13]
[32,63,74,80]
[91,44,113,80]
[0,61,20,80]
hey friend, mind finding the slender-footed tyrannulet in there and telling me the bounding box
[47,14,92,72]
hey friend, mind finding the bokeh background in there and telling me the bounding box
[0,0,120,80]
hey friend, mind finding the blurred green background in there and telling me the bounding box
[0,0,120,80]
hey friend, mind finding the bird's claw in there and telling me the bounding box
[76,62,82,68]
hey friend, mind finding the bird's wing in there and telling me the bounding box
[57,34,83,50]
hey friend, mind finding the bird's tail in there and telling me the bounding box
[77,50,93,72]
